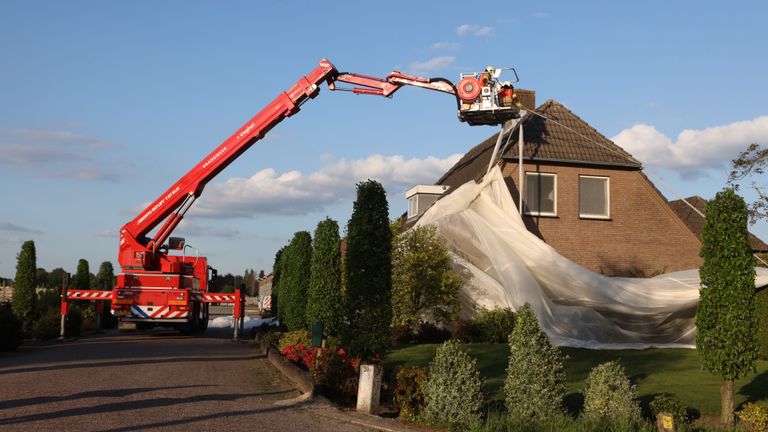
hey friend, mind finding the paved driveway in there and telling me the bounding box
[0,328,375,431]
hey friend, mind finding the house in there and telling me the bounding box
[669,196,768,254]
[411,96,712,276]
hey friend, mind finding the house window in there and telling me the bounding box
[524,172,557,216]
[408,196,418,218]
[579,175,610,219]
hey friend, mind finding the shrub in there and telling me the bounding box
[65,306,83,337]
[474,307,516,343]
[582,361,641,423]
[414,322,451,344]
[504,304,566,421]
[32,308,61,340]
[281,343,317,370]
[737,401,768,432]
[81,305,97,331]
[649,393,688,426]
[306,218,343,338]
[453,319,481,343]
[12,240,37,329]
[757,288,768,360]
[394,367,428,419]
[0,301,23,351]
[422,340,485,429]
[277,329,311,351]
[390,324,414,344]
[312,347,359,404]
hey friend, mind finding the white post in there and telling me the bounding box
[356,363,382,414]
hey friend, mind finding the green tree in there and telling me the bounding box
[96,261,115,290]
[272,247,285,319]
[583,361,641,423]
[729,143,768,222]
[504,304,566,421]
[281,231,312,330]
[391,225,462,329]
[12,240,37,327]
[47,267,67,289]
[74,259,90,291]
[422,340,484,429]
[306,218,343,338]
[343,180,392,359]
[696,188,758,426]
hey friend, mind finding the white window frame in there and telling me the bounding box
[407,196,418,218]
[524,172,557,217]
[579,175,610,219]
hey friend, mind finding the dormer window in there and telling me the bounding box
[405,185,450,219]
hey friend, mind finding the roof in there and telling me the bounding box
[668,195,768,252]
[436,99,641,191]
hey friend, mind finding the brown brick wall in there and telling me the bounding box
[500,161,703,276]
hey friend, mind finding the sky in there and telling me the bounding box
[1,1,767,279]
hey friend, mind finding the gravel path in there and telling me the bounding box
[0,328,374,431]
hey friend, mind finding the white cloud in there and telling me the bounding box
[410,56,456,74]
[612,115,768,176]
[0,128,119,181]
[175,220,240,238]
[431,42,461,51]
[190,153,463,218]
[456,24,494,37]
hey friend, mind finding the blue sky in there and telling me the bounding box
[1,1,767,279]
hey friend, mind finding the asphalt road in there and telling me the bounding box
[0,325,376,432]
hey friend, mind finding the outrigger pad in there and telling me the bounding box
[459,107,521,126]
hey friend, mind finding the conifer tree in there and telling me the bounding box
[96,261,114,290]
[423,340,484,429]
[281,231,312,330]
[696,188,758,425]
[504,303,566,421]
[306,218,343,338]
[343,180,392,359]
[74,259,90,291]
[12,240,37,327]
[271,247,284,319]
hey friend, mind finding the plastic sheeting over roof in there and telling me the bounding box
[416,166,768,349]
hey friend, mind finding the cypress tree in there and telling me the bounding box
[344,180,392,359]
[12,240,37,327]
[281,231,312,330]
[271,247,284,319]
[96,261,115,290]
[306,218,343,338]
[696,188,758,426]
[74,259,90,291]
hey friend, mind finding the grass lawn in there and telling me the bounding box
[384,344,768,417]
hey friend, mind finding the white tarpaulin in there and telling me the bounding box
[416,166,768,349]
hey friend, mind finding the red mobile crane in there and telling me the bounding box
[60,59,521,335]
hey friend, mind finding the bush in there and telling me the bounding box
[757,288,768,360]
[423,340,485,429]
[390,324,414,344]
[453,319,481,343]
[504,304,566,422]
[649,393,688,426]
[474,307,516,343]
[394,367,428,419]
[32,308,61,340]
[312,347,359,404]
[81,305,97,331]
[65,306,83,337]
[737,401,768,432]
[582,361,641,423]
[277,329,310,351]
[0,301,23,350]
[414,322,451,344]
